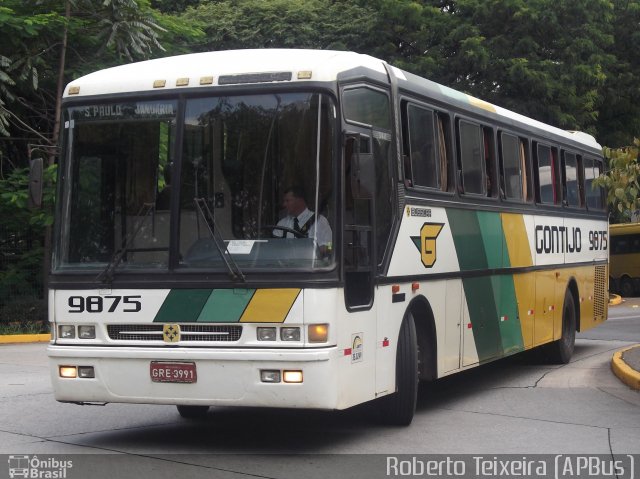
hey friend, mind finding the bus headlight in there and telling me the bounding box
[283,370,303,383]
[260,370,281,383]
[59,325,75,339]
[78,325,96,339]
[280,327,300,341]
[257,327,277,341]
[59,366,77,378]
[308,324,328,343]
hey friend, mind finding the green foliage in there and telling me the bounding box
[596,140,640,223]
[0,164,56,322]
[180,0,379,52]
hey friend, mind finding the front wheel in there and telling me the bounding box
[176,405,209,419]
[545,290,576,364]
[377,313,418,426]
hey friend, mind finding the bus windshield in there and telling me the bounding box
[55,92,336,273]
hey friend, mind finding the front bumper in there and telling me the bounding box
[48,345,340,409]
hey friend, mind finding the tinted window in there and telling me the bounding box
[500,133,523,201]
[563,151,580,207]
[537,144,556,204]
[406,104,438,188]
[343,87,390,130]
[459,120,485,195]
[584,158,604,210]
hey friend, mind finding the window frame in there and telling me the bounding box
[534,141,561,206]
[456,118,488,197]
[583,156,605,211]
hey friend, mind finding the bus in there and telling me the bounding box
[610,223,640,297]
[47,49,608,426]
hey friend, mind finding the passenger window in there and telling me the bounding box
[342,87,391,130]
[536,143,558,205]
[584,157,604,210]
[458,120,485,195]
[405,104,438,189]
[500,132,526,201]
[562,151,581,207]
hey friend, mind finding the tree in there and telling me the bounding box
[0,0,189,167]
[596,140,640,223]
[596,0,640,147]
[179,0,379,52]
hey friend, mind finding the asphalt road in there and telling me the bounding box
[0,302,638,479]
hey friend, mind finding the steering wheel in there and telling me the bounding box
[262,225,307,238]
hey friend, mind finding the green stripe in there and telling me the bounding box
[492,275,524,355]
[477,211,505,269]
[449,209,524,361]
[154,289,212,323]
[447,209,488,271]
[197,289,255,323]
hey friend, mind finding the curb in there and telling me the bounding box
[0,333,51,344]
[609,294,623,306]
[611,345,640,390]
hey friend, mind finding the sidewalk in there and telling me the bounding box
[609,295,640,390]
[612,345,640,390]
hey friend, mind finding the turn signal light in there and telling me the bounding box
[308,324,328,343]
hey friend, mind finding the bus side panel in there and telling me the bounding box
[304,288,377,410]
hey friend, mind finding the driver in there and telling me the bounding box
[273,186,332,254]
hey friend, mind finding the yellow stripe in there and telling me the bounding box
[502,214,536,348]
[239,289,301,323]
[501,213,533,267]
[468,96,496,113]
[513,273,535,348]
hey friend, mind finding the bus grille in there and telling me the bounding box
[106,324,243,342]
[594,265,606,318]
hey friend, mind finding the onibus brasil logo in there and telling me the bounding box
[8,455,73,478]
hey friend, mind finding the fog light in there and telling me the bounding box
[77,366,95,378]
[260,370,281,383]
[257,327,277,341]
[283,370,303,383]
[78,325,96,339]
[308,324,328,343]
[280,327,300,341]
[59,325,75,339]
[59,366,77,378]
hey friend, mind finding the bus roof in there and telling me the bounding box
[610,223,640,235]
[64,48,601,151]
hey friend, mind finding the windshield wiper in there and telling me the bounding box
[194,197,246,282]
[96,202,155,284]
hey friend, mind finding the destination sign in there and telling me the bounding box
[69,101,177,121]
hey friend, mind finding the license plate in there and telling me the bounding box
[150,361,197,383]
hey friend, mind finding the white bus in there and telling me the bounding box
[48,49,608,425]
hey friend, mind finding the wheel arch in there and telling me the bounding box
[406,295,437,381]
[566,277,581,332]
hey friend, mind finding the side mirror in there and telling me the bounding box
[28,157,44,209]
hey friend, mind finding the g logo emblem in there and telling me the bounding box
[162,324,181,343]
[412,223,445,268]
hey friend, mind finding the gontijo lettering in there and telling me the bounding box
[535,225,582,254]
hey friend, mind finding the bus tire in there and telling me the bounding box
[546,290,576,364]
[378,313,418,426]
[620,276,635,297]
[176,405,209,419]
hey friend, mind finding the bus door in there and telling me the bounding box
[343,132,376,311]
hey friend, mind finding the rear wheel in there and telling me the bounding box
[620,276,635,297]
[378,313,418,426]
[176,405,209,419]
[545,290,576,364]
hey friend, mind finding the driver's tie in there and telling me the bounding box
[293,217,301,237]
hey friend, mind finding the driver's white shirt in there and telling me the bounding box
[274,208,332,246]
